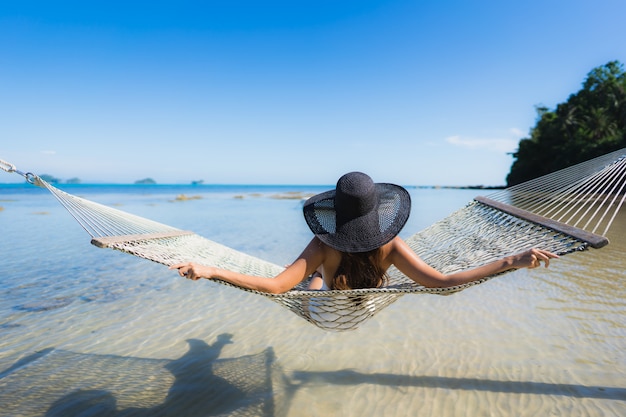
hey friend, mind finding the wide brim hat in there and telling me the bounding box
[303,172,411,253]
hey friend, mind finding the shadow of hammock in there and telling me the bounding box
[0,334,295,417]
[1,335,624,417]
[291,369,626,401]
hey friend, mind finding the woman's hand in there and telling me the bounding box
[508,248,559,269]
[169,262,216,281]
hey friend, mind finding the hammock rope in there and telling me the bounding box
[2,149,625,331]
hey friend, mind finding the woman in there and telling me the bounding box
[171,172,558,293]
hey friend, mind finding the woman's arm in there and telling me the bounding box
[388,237,558,288]
[170,237,326,294]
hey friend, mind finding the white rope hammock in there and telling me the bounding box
[2,149,625,331]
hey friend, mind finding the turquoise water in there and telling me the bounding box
[0,183,624,416]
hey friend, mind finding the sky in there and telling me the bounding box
[1,0,625,186]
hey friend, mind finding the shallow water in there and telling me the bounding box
[0,184,624,416]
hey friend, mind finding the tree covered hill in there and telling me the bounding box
[507,61,626,186]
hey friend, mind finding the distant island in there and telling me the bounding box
[21,175,504,189]
[134,178,157,185]
[33,176,159,185]
[38,174,62,183]
[28,174,81,184]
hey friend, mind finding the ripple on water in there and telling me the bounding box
[14,297,74,312]
[0,322,22,329]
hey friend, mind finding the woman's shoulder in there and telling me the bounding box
[314,238,342,259]
[381,237,412,265]
[382,236,406,252]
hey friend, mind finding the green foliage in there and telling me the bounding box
[507,61,626,186]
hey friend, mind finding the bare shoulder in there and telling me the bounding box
[302,236,328,256]
[300,237,341,270]
[320,239,342,264]
[384,236,409,253]
[380,237,408,267]
[385,236,427,265]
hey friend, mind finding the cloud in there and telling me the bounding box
[445,130,524,153]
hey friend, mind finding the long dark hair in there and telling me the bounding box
[331,248,388,290]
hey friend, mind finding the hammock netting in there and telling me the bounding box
[2,149,625,331]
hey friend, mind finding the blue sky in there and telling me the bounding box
[1,0,625,186]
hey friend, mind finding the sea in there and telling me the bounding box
[0,182,624,416]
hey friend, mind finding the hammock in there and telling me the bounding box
[2,149,625,331]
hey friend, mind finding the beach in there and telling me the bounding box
[0,183,625,416]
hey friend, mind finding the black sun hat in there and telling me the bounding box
[303,172,411,253]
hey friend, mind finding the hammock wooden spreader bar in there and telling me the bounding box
[91,231,196,248]
[474,196,609,249]
[1,148,625,331]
